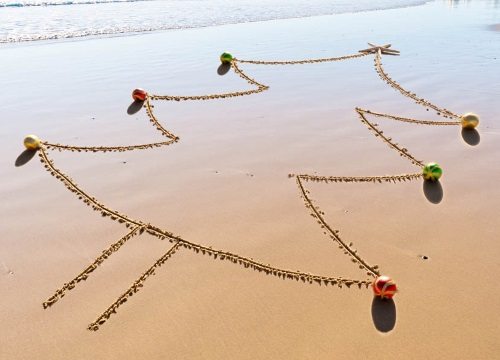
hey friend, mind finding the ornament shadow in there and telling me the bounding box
[423,180,443,204]
[371,297,396,333]
[461,128,480,146]
[127,100,144,115]
[15,149,37,167]
[217,63,231,76]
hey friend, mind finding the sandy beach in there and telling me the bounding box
[1,1,500,358]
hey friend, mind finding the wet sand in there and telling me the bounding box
[1,1,500,359]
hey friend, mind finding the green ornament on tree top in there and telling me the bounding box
[220,52,233,64]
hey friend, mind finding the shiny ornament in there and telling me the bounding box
[460,113,479,129]
[24,134,41,150]
[372,275,397,299]
[423,162,442,182]
[132,88,147,102]
[220,52,233,64]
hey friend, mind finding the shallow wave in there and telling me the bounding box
[0,0,150,7]
[0,0,429,43]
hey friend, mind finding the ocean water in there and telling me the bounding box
[0,0,429,43]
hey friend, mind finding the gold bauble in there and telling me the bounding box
[460,113,479,129]
[24,134,41,150]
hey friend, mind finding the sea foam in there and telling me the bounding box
[0,0,429,43]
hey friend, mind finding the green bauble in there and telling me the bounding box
[220,52,233,64]
[423,162,443,182]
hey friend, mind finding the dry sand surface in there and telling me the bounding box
[1,1,500,359]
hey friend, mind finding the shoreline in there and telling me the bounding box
[1,0,433,45]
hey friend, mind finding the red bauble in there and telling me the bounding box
[372,275,397,299]
[132,88,147,102]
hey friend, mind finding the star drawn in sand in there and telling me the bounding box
[358,43,400,55]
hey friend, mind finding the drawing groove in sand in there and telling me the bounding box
[27,43,477,330]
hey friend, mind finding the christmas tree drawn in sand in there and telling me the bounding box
[22,43,480,331]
